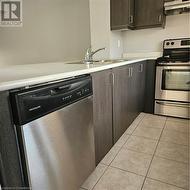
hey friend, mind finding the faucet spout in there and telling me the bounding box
[84,47,106,64]
[91,48,106,56]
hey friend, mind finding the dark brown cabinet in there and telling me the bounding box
[92,61,147,163]
[133,61,147,116]
[134,0,165,29]
[92,70,113,165]
[0,92,26,188]
[111,0,134,30]
[112,61,146,142]
[110,0,165,30]
[112,65,133,142]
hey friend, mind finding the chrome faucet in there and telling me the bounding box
[84,47,106,64]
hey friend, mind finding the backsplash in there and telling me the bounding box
[123,14,190,53]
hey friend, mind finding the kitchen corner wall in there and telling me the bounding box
[123,14,190,53]
[0,0,90,67]
[89,0,123,60]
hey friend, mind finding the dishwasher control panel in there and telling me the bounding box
[10,75,92,125]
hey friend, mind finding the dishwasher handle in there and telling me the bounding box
[10,75,92,126]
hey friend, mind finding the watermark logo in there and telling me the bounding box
[0,0,22,27]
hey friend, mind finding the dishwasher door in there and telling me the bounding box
[21,96,94,190]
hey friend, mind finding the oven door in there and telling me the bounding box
[155,66,190,102]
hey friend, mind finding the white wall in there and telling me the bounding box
[89,0,123,60]
[123,14,190,53]
[0,0,90,67]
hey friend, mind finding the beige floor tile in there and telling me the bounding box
[144,114,167,121]
[147,157,189,189]
[125,123,139,135]
[139,117,166,129]
[133,127,162,140]
[81,164,107,190]
[167,117,189,125]
[115,133,130,147]
[125,113,146,135]
[160,129,188,146]
[124,136,158,155]
[142,178,185,190]
[155,141,189,164]
[134,113,146,122]
[93,167,145,190]
[101,146,121,166]
[111,149,152,176]
[165,120,189,133]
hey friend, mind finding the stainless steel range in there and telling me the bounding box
[155,38,190,119]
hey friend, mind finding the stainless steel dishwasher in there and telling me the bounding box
[10,75,95,190]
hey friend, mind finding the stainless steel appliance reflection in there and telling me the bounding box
[11,75,95,190]
[155,38,190,119]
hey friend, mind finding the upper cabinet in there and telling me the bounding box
[110,0,165,30]
[111,0,134,30]
[134,0,165,29]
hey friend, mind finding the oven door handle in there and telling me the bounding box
[156,101,190,108]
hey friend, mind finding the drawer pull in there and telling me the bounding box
[156,101,190,108]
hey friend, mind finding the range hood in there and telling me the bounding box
[164,0,190,14]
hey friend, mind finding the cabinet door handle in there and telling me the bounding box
[128,68,131,77]
[130,67,133,77]
[129,15,134,24]
[112,73,115,86]
[158,15,162,22]
[140,64,143,72]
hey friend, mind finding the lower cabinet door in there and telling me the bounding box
[113,65,133,143]
[92,70,113,165]
[133,61,146,116]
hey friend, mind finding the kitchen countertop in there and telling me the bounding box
[0,58,156,92]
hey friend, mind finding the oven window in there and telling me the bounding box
[162,69,190,91]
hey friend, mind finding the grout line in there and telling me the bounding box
[122,147,157,156]
[163,128,189,135]
[110,164,188,190]
[90,113,146,190]
[119,147,155,157]
[146,177,188,190]
[127,113,147,135]
[109,113,147,163]
[167,118,189,124]
[140,116,168,190]
[109,165,145,177]
[130,134,160,141]
[153,155,189,165]
[136,125,165,130]
[159,139,188,147]
[82,114,189,190]
[131,133,161,141]
[156,140,189,147]
[106,113,147,167]
[91,165,109,190]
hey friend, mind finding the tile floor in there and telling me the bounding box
[80,113,189,190]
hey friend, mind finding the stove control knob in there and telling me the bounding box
[171,42,175,45]
[166,42,170,46]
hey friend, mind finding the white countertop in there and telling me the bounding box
[0,58,155,91]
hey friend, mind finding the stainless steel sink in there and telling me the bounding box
[66,59,128,65]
